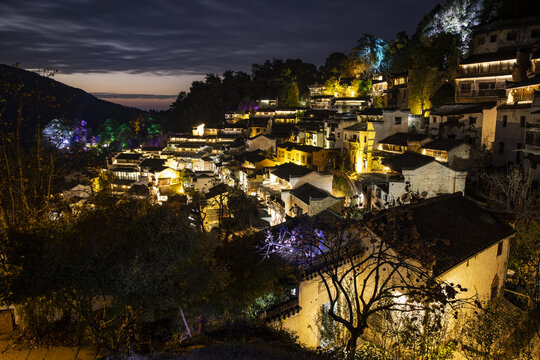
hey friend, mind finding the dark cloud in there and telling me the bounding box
[1,0,441,75]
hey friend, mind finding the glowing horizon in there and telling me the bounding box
[53,71,205,110]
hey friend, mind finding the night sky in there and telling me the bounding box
[1,0,441,110]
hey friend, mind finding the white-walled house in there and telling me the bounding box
[258,163,334,225]
[246,134,277,152]
[420,139,474,170]
[370,152,467,209]
[281,183,344,218]
[266,194,514,348]
[371,108,410,145]
[429,103,498,149]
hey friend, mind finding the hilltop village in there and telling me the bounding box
[1,10,540,360]
[63,16,540,225]
[49,15,540,348]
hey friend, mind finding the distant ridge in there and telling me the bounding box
[0,64,143,131]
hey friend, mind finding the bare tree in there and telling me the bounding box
[484,166,535,217]
[262,207,467,359]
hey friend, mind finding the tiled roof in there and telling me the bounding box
[240,151,267,164]
[277,141,323,153]
[381,151,435,173]
[249,134,275,140]
[139,158,166,169]
[378,132,431,147]
[431,103,496,115]
[115,153,141,160]
[344,122,368,131]
[357,108,383,116]
[422,138,467,151]
[290,183,335,205]
[373,193,515,275]
[140,146,164,152]
[169,142,205,148]
[460,50,516,65]
[270,162,313,181]
[111,166,140,173]
[506,75,540,89]
[498,103,533,110]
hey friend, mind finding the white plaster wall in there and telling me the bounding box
[403,162,467,198]
[290,173,333,193]
[373,109,409,146]
[247,136,276,152]
[276,235,511,349]
[481,106,498,150]
[441,237,510,305]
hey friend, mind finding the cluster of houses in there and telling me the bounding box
[52,15,539,349]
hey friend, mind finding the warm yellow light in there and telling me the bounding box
[196,123,205,136]
[422,149,427,155]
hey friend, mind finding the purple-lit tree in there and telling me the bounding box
[262,209,468,359]
[42,118,89,150]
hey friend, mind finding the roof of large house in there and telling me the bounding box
[239,151,268,164]
[374,193,515,275]
[115,153,142,161]
[381,151,436,173]
[378,132,431,147]
[277,141,323,153]
[474,15,540,33]
[140,146,164,152]
[248,134,275,141]
[310,95,334,100]
[357,108,383,116]
[333,97,369,101]
[271,162,313,181]
[290,183,336,205]
[343,122,368,131]
[460,50,517,65]
[139,158,166,170]
[506,75,540,89]
[110,166,140,173]
[431,102,496,115]
[422,138,468,151]
[498,102,533,110]
[169,142,206,149]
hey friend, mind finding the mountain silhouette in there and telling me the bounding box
[0,64,142,133]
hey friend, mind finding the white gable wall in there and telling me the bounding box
[402,162,467,198]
